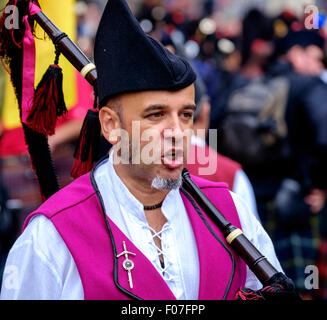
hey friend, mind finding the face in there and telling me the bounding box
[305,45,324,75]
[99,84,196,188]
[288,45,324,76]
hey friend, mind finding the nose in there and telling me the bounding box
[162,114,184,148]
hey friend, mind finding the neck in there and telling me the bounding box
[113,160,169,239]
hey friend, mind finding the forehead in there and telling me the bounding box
[119,84,195,112]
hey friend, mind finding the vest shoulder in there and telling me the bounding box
[190,174,229,190]
[217,153,242,172]
[33,173,96,218]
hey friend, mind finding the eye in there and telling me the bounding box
[146,112,165,119]
[180,112,194,119]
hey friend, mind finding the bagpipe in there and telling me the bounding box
[0,0,99,200]
[0,0,301,300]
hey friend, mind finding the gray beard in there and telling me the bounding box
[151,175,183,191]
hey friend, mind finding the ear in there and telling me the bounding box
[99,107,121,145]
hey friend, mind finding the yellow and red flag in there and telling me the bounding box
[0,0,91,156]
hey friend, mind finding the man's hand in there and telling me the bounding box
[235,273,302,300]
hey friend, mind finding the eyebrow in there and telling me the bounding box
[143,105,167,113]
[184,104,197,111]
[143,104,197,114]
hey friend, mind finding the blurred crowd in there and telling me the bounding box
[1,0,327,299]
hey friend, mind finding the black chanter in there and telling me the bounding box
[182,168,277,284]
[182,168,300,298]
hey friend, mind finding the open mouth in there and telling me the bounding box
[161,149,184,169]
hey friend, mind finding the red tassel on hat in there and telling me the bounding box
[27,50,67,136]
[71,107,101,179]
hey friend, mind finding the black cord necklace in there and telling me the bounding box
[143,200,164,211]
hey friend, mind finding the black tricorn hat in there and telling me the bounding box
[94,0,197,107]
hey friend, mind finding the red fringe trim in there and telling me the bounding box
[71,157,94,180]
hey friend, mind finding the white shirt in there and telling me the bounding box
[233,170,261,222]
[0,154,282,300]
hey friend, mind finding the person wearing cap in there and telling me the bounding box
[235,28,327,298]
[268,28,327,298]
[0,0,283,300]
[185,79,260,223]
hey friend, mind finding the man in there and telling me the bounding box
[1,0,283,300]
[266,29,327,298]
[187,108,260,224]
[184,77,259,222]
[210,26,326,297]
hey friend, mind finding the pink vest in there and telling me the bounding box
[23,173,246,300]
